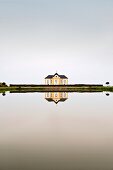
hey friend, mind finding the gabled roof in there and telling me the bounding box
[45,98,67,104]
[45,73,68,79]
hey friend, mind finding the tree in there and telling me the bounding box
[106,82,110,86]
[2,92,6,96]
[2,82,8,87]
[2,82,6,86]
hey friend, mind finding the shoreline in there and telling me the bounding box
[0,85,113,93]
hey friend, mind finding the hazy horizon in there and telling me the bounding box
[0,0,113,85]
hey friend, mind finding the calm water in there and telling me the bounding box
[0,92,113,170]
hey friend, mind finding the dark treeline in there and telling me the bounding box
[10,84,103,87]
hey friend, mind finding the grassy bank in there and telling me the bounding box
[0,86,113,93]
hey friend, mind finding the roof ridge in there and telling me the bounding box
[45,73,68,79]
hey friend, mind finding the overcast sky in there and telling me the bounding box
[0,0,113,84]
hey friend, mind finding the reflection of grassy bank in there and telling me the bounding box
[0,86,113,93]
[0,87,17,94]
[102,86,113,92]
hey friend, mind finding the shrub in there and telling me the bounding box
[106,82,110,86]
[0,82,8,87]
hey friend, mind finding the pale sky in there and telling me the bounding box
[0,0,113,84]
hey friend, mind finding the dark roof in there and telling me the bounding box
[45,75,54,79]
[45,98,67,104]
[45,73,68,79]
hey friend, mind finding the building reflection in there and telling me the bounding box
[45,92,68,104]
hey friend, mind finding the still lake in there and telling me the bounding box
[0,92,113,170]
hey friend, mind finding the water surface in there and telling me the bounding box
[0,92,113,170]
